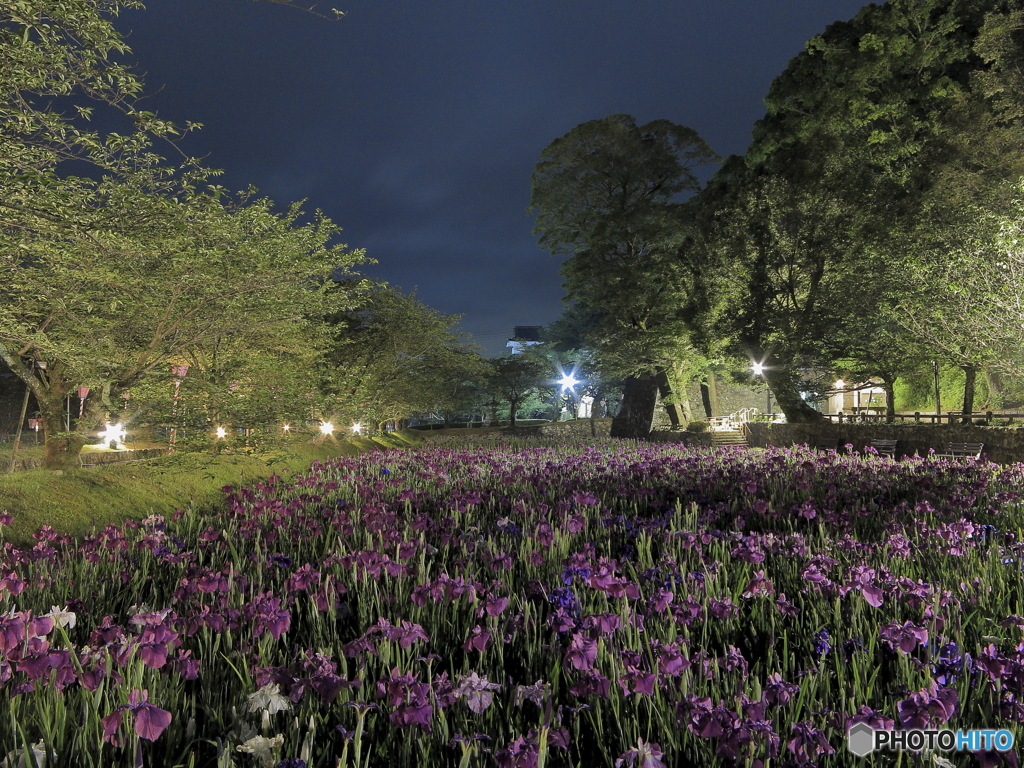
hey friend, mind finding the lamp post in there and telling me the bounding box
[558,370,581,420]
[751,362,771,417]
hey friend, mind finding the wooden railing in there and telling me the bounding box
[823,409,1024,425]
[707,407,761,431]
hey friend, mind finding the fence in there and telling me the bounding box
[825,410,1024,425]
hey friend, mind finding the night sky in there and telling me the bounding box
[114,0,868,355]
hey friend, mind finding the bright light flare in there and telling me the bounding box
[751,362,765,376]
[215,426,227,438]
[98,422,126,447]
[558,372,580,391]
[282,423,290,431]
[320,422,335,435]
[351,423,362,434]
[834,379,846,389]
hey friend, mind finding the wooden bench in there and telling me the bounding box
[869,439,897,457]
[934,442,984,460]
[815,438,839,451]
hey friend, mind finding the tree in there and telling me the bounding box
[1,1,369,466]
[0,184,366,467]
[529,114,719,436]
[486,355,548,429]
[691,0,1024,422]
[324,286,486,430]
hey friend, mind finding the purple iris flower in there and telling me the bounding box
[812,628,830,658]
[101,689,173,746]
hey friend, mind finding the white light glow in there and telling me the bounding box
[98,422,126,447]
[352,423,362,434]
[282,424,290,432]
[751,363,765,376]
[834,379,846,389]
[215,426,227,438]
[320,422,335,435]
[558,372,580,391]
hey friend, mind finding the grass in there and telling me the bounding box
[0,431,422,545]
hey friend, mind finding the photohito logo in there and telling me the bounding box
[847,724,1015,756]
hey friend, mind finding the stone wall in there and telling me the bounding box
[745,422,1024,464]
[8,447,166,472]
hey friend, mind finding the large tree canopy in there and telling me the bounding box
[323,286,486,430]
[529,115,718,435]
[689,0,1024,421]
[0,1,369,466]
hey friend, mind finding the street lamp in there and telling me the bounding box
[320,421,335,436]
[557,369,582,420]
[751,362,771,416]
[558,371,580,391]
[215,426,227,439]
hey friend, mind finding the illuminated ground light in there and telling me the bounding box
[282,423,290,432]
[98,422,126,448]
[320,422,335,435]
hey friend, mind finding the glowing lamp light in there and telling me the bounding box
[98,422,126,447]
[282,424,290,432]
[352,423,363,434]
[834,379,846,389]
[558,372,580,391]
[320,421,335,436]
[215,426,227,438]
[751,362,765,376]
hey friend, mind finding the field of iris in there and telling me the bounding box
[1,435,1023,768]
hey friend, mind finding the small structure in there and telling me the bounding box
[506,326,543,355]
[829,379,886,415]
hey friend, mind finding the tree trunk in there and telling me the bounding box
[39,393,89,470]
[961,364,977,424]
[589,386,603,437]
[700,383,713,419]
[762,365,825,423]
[509,397,518,428]
[881,374,896,424]
[707,371,721,417]
[984,368,1004,410]
[654,368,687,428]
[610,374,660,438]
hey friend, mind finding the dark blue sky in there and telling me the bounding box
[116,0,868,355]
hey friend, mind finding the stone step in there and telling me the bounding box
[711,429,748,447]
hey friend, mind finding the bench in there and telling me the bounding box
[934,442,984,460]
[815,438,839,451]
[869,439,898,457]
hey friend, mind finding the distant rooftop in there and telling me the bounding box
[511,326,542,341]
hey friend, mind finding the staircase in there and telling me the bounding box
[711,428,748,448]
[707,407,754,448]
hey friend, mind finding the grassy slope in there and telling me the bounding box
[0,432,421,545]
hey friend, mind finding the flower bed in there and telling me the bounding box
[0,436,1022,767]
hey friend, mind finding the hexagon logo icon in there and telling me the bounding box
[847,723,875,757]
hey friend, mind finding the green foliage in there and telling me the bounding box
[687,0,1024,420]
[485,354,550,428]
[529,114,719,379]
[323,286,487,428]
[0,1,372,467]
